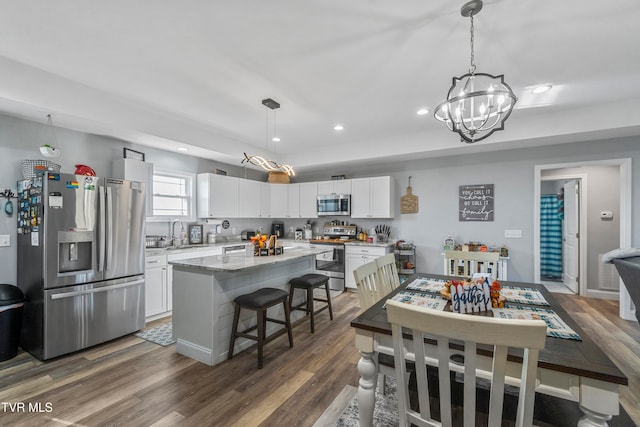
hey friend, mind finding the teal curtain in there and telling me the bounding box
[540,195,563,278]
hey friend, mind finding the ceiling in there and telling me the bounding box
[1,1,639,174]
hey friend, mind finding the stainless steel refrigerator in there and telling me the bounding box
[17,172,146,360]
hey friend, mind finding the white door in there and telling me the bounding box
[563,180,580,293]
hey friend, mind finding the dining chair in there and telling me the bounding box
[376,253,402,290]
[386,299,547,427]
[353,259,397,393]
[444,250,500,278]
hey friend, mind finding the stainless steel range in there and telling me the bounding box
[309,225,357,292]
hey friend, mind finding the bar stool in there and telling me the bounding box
[228,288,293,369]
[288,273,333,333]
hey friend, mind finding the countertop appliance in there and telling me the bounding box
[17,173,146,360]
[317,194,350,216]
[310,225,357,292]
[271,221,284,238]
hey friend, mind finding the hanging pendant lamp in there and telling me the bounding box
[434,0,517,143]
[242,98,295,176]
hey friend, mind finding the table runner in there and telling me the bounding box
[407,277,550,307]
[387,291,448,311]
[492,304,582,341]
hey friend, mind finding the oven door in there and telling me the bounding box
[314,245,345,291]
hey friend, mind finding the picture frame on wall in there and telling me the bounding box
[188,224,204,245]
[123,148,145,161]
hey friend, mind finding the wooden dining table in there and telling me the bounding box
[351,273,628,427]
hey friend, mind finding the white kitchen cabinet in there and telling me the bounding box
[299,182,318,218]
[112,158,154,217]
[238,179,271,218]
[351,176,395,218]
[270,183,304,218]
[197,173,239,218]
[345,245,393,289]
[145,255,167,318]
[317,179,351,195]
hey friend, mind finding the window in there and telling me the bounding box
[151,169,195,220]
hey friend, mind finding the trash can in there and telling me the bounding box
[0,284,25,362]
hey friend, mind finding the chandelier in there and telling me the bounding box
[242,98,295,176]
[434,0,517,143]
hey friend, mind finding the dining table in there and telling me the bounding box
[351,273,628,427]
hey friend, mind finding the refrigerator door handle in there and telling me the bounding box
[98,186,106,271]
[49,279,145,300]
[106,185,113,271]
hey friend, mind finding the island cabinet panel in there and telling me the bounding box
[350,176,394,218]
[171,256,317,366]
[197,173,239,218]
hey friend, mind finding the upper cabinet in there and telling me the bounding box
[112,158,154,217]
[351,176,395,218]
[317,179,351,195]
[238,179,271,218]
[299,182,318,218]
[196,173,239,218]
[271,183,302,218]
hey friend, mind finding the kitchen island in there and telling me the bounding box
[169,246,332,366]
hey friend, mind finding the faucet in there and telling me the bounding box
[170,219,182,246]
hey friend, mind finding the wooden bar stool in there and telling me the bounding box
[288,273,333,333]
[228,288,293,369]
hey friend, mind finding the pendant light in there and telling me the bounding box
[242,98,295,176]
[434,0,517,143]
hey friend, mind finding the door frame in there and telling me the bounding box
[533,158,633,320]
[535,174,587,296]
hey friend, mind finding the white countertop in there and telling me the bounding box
[145,239,310,257]
[168,246,331,272]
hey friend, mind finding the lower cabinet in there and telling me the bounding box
[145,255,167,318]
[345,245,393,289]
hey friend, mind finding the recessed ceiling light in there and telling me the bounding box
[177,147,188,151]
[532,84,552,94]
[416,108,429,116]
[272,136,281,142]
[334,124,344,131]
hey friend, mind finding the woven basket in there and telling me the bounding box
[21,160,61,179]
[267,171,290,184]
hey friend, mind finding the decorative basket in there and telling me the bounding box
[21,160,61,179]
[267,171,290,184]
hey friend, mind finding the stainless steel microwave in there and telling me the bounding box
[317,194,351,216]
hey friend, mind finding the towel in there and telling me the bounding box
[601,248,640,264]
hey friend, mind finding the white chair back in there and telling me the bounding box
[353,260,386,310]
[386,299,547,427]
[444,250,500,278]
[376,253,402,290]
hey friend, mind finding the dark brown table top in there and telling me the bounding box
[351,273,628,386]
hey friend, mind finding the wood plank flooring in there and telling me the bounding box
[1,291,639,426]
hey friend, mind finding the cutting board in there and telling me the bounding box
[400,177,418,214]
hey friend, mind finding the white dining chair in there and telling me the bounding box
[386,299,547,427]
[353,259,397,394]
[444,250,500,278]
[376,253,402,290]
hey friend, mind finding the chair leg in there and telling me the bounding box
[288,282,295,312]
[228,304,241,360]
[324,281,334,320]
[307,287,315,333]
[283,299,293,347]
[257,308,265,369]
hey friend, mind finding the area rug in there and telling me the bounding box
[135,322,175,346]
[335,378,399,426]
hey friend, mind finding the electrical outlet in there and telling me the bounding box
[0,234,10,247]
[504,229,522,239]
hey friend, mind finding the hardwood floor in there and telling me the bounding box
[1,291,639,426]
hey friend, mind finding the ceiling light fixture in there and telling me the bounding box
[434,0,517,143]
[242,98,295,176]
[416,108,429,116]
[532,84,552,94]
[333,124,344,131]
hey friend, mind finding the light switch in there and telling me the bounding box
[0,234,10,247]
[504,229,522,239]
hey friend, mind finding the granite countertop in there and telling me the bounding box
[168,246,332,273]
[344,240,396,248]
[145,239,312,257]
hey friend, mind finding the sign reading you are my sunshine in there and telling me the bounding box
[459,184,494,221]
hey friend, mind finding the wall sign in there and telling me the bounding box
[459,184,494,221]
